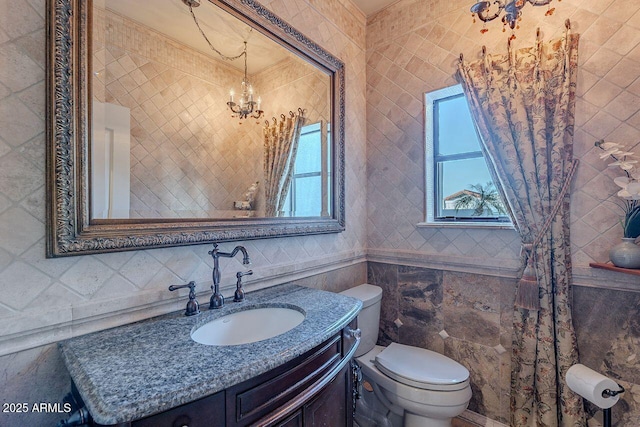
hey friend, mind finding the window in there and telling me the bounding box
[424,85,509,225]
[282,122,331,217]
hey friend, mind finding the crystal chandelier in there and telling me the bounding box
[183,0,264,123]
[470,0,557,33]
[227,41,263,122]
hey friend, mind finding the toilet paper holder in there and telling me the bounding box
[602,384,625,398]
[565,364,625,427]
[602,384,625,427]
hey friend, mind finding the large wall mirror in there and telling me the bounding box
[46,0,345,257]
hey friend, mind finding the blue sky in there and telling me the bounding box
[436,94,493,198]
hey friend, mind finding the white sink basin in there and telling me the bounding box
[191,307,305,346]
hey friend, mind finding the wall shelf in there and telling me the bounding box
[589,262,640,276]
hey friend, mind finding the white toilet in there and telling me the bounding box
[341,284,472,427]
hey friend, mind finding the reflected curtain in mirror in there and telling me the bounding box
[263,109,306,217]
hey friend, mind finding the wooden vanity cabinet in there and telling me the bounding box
[83,320,358,427]
[131,391,225,427]
[271,363,350,427]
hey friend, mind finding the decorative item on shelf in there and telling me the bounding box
[596,139,640,269]
[234,181,259,211]
[183,0,264,123]
[470,0,558,34]
[609,238,640,269]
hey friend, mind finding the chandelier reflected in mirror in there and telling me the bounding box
[470,0,556,34]
[183,0,264,123]
[227,41,263,122]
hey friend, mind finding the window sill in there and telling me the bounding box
[417,221,515,230]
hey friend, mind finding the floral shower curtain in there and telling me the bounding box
[263,108,306,217]
[457,24,585,426]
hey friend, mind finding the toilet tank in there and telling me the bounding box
[340,284,382,357]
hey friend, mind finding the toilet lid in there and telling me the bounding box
[374,343,469,390]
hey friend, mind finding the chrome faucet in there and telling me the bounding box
[208,243,251,309]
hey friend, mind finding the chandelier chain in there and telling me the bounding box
[188,4,248,62]
[244,42,248,78]
[184,1,263,122]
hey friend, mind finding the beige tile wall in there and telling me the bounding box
[254,56,331,126]
[96,9,333,219]
[365,0,640,288]
[0,0,367,358]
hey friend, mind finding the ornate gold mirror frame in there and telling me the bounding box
[46,0,345,257]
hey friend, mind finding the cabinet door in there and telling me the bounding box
[303,364,350,427]
[277,410,303,427]
[132,391,225,427]
[228,334,342,426]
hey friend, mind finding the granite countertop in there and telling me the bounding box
[59,284,361,425]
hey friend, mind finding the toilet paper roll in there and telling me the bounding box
[565,364,621,409]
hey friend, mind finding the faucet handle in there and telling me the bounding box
[233,270,253,302]
[207,243,219,256]
[169,281,200,316]
[237,270,253,279]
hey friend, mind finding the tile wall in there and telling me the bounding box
[368,261,516,423]
[0,0,366,424]
[2,0,640,425]
[365,1,640,424]
[573,286,640,426]
[0,0,366,351]
[368,260,640,425]
[254,56,331,125]
[365,0,640,282]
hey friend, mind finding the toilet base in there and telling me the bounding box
[404,412,452,427]
[355,371,460,427]
[356,346,471,427]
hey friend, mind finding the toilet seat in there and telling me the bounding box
[374,343,470,392]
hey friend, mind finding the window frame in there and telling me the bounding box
[422,84,512,228]
[283,121,331,218]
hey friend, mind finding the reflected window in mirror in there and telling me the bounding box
[282,122,331,217]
